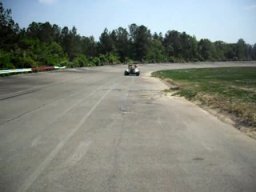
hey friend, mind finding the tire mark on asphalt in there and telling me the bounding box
[0,77,120,152]
[0,75,83,101]
[0,89,40,101]
[18,82,117,192]
[0,77,115,127]
[0,74,93,127]
[0,76,87,126]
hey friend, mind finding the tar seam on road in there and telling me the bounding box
[107,77,135,191]
[119,77,134,113]
[17,82,117,192]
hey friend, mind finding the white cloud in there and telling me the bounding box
[38,0,58,5]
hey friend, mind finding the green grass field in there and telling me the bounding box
[152,67,256,127]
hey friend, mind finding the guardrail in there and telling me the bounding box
[0,66,66,75]
[0,68,32,75]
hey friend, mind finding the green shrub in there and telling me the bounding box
[72,55,89,67]
[0,50,15,69]
[17,56,37,68]
[91,57,101,66]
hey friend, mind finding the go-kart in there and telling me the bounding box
[124,64,140,76]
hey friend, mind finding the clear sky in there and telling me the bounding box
[2,0,256,44]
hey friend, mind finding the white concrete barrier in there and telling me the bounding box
[0,66,66,75]
[54,66,66,69]
[0,68,32,75]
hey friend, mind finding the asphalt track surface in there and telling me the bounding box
[0,62,256,192]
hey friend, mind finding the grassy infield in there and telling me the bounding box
[152,67,256,129]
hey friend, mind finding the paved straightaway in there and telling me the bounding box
[0,62,256,192]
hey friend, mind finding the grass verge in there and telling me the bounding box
[152,67,256,129]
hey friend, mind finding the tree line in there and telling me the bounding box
[1,2,256,69]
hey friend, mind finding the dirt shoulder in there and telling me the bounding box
[161,78,256,139]
[151,67,256,139]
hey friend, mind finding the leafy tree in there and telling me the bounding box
[246,45,253,60]
[129,24,151,61]
[164,31,182,58]
[26,22,61,43]
[236,39,247,60]
[146,39,166,62]
[113,27,130,62]
[252,44,256,60]
[153,32,164,42]
[80,36,97,57]
[60,26,81,60]
[179,32,199,61]
[99,28,116,54]
[0,2,19,50]
[198,39,216,61]
[214,41,228,61]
